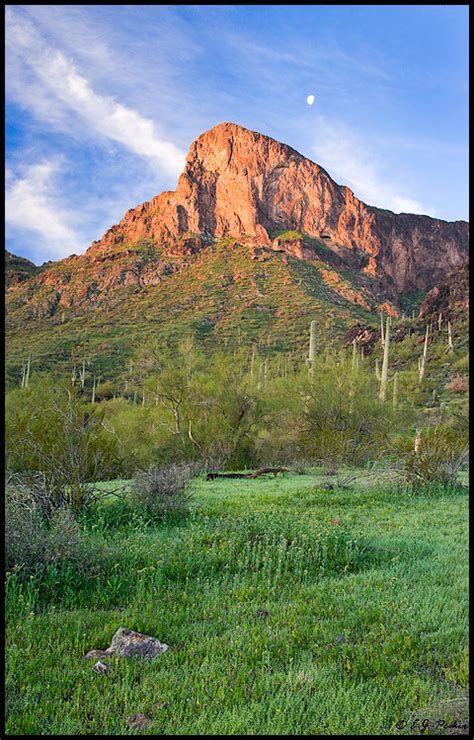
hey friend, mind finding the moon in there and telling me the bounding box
[306,94,315,106]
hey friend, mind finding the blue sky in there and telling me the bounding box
[5,4,469,265]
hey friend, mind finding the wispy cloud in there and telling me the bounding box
[6,8,186,179]
[5,4,466,265]
[312,116,436,216]
[5,161,85,262]
[234,33,391,81]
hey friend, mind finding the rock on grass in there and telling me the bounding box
[84,627,169,661]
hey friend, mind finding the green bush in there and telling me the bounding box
[290,459,316,475]
[6,378,123,515]
[5,475,107,574]
[140,342,267,468]
[5,475,45,571]
[93,380,116,401]
[394,426,468,494]
[130,462,196,519]
[297,353,393,469]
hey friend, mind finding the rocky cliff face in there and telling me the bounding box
[419,262,469,321]
[5,250,40,287]
[7,123,469,319]
[87,122,468,294]
[6,123,469,382]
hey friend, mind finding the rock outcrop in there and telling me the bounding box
[5,250,40,287]
[87,122,468,295]
[419,261,469,321]
[6,123,469,326]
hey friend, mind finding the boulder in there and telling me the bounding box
[84,627,169,662]
[109,627,169,658]
[127,713,152,730]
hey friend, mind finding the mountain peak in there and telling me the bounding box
[84,123,468,295]
[6,123,469,387]
[186,121,305,173]
[194,121,287,144]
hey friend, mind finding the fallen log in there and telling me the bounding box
[206,467,289,481]
[250,467,290,478]
[206,472,252,480]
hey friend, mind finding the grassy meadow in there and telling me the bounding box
[5,470,468,735]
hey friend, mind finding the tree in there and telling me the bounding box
[298,351,392,472]
[6,377,122,515]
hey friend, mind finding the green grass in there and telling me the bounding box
[272,229,303,241]
[5,471,468,735]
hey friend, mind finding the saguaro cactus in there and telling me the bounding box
[378,316,390,403]
[263,357,269,389]
[20,354,31,389]
[392,372,399,412]
[380,312,385,348]
[414,429,422,454]
[351,339,358,375]
[250,346,256,379]
[307,320,317,377]
[375,357,381,381]
[418,325,429,385]
[21,354,31,389]
[79,360,86,389]
[447,321,454,354]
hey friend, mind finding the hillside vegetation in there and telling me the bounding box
[5,237,469,406]
[5,238,387,384]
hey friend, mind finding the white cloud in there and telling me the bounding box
[5,8,186,179]
[312,117,436,216]
[5,161,84,262]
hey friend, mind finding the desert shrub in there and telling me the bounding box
[291,460,316,475]
[446,401,469,436]
[392,426,468,494]
[93,380,116,401]
[452,353,469,371]
[297,353,393,469]
[312,429,385,477]
[445,376,469,394]
[137,341,268,469]
[5,474,107,574]
[42,507,85,565]
[6,378,123,515]
[5,475,45,571]
[100,398,176,472]
[130,462,196,519]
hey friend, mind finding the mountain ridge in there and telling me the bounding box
[7,122,469,307]
[5,122,469,383]
[83,121,468,296]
